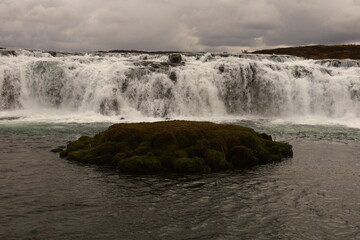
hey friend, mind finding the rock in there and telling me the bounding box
[260,133,272,141]
[171,157,205,173]
[117,155,163,173]
[0,117,22,121]
[56,121,293,174]
[169,71,177,82]
[228,146,257,168]
[0,49,17,56]
[204,149,231,169]
[218,64,225,73]
[51,147,65,153]
[168,54,182,64]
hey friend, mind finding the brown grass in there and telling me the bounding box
[253,45,360,60]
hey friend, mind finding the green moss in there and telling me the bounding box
[259,133,272,141]
[174,150,188,158]
[277,142,293,157]
[133,142,152,155]
[171,157,205,173]
[57,121,293,174]
[50,147,64,153]
[117,155,163,173]
[59,150,67,158]
[185,140,208,157]
[204,149,232,170]
[150,133,176,149]
[62,136,95,158]
[67,149,91,162]
[66,141,88,152]
[112,152,127,164]
[228,145,257,168]
[93,143,117,155]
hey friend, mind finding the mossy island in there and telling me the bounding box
[53,121,293,174]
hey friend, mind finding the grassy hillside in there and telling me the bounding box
[253,45,360,60]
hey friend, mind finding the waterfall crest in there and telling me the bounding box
[1,49,360,121]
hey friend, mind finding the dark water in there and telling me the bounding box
[1,122,360,240]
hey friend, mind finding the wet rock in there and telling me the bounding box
[168,54,182,64]
[169,71,177,82]
[0,49,17,56]
[0,116,22,121]
[218,64,225,73]
[259,133,272,141]
[51,147,65,153]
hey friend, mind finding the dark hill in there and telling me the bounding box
[253,45,360,60]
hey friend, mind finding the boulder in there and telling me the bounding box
[168,54,182,64]
[169,71,177,82]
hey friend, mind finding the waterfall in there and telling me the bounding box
[1,49,360,122]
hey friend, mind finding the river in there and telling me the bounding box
[0,120,359,240]
[1,50,360,239]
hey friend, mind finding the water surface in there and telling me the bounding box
[1,121,359,240]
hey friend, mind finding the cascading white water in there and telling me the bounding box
[0,49,360,125]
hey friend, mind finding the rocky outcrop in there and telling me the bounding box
[54,121,293,174]
[168,54,182,64]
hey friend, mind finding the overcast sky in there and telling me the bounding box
[1,0,360,52]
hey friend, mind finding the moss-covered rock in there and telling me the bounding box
[117,155,163,173]
[171,157,205,173]
[228,146,257,168]
[50,147,64,153]
[56,121,293,173]
[204,149,232,170]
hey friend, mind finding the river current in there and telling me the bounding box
[0,120,359,240]
[1,50,360,239]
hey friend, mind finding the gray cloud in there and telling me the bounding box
[0,0,359,52]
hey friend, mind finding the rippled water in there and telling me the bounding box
[1,121,360,240]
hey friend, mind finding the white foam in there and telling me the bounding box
[1,51,360,128]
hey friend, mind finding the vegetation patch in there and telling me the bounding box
[253,45,360,60]
[54,121,293,174]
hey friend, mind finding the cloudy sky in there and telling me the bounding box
[1,0,360,52]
